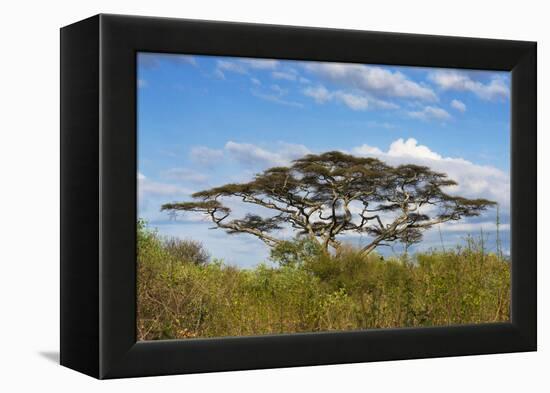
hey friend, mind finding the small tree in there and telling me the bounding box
[163,237,210,265]
[269,237,324,267]
[162,151,495,256]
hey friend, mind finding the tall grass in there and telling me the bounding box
[137,221,510,341]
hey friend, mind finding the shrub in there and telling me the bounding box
[269,236,323,267]
[163,237,210,265]
[137,221,511,340]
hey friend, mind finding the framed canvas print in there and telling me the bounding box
[60,14,536,379]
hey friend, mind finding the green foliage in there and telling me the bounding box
[270,237,324,267]
[162,151,497,255]
[137,223,511,341]
[163,237,210,266]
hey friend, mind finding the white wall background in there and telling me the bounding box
[0,0,546,390]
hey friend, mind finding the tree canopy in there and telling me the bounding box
[162,151,496,255]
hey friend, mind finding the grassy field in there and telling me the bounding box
[137,221,510,341]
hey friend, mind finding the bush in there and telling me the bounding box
[163,237,210,265]
[269,236,323,267]
[137,222,511,340]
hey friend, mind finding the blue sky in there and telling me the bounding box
[137,52,510,267]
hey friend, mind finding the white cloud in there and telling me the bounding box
[439,221,510,233]
[304,63,438,101]
[303,85,331,103]
[367,98,400,110]
[352,138,510,209]
[240,58,279,70]
[386,138,443,160]
[276,142,311,159]
[332,91,370,110]
[138,172,197,223]
[215,58,281,80]
[162,168,208,184]
[177,55,197,66]
[225,141,310,168]
[251,87,303,108]
[450,99,467,112]
[189,146,224,166]
[408,105,451,121]
[225,141,286,167]
[138,173,193,199]
[214,59,307,107]
[144,138,510,264]
[429,71,509,101]
[354,138,442,160]
[216,60,247,75]
[353,144,383,156]
[272,71,297,81]
[303,85,398,111]
[270,84,287,96]
[137,79,147,88]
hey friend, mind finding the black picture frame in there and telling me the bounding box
[60,13,537,379]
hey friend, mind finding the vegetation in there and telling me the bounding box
[162,151,495,256]
[137,221,510,341]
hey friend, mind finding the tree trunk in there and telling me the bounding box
[360,244,376,257]
[360,238,383,257]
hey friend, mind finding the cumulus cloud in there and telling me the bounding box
[138,172,193,199]
[240,58,279,70]
[216,60,247,77]
[213,59,303,106]
[408,106,451,121]
[221,135,509,214]
[303,85,331,103]
[353,144,383,156]
[162,168,208,184]
[352,138,510,209]
[138,172,199,223]
[277,142,312,159]
[215,58,280,79]
[251,84,303,108]
[225,141,284,167]
[225,141,310,168]
[143,137,510,261]
[270,84,287,96]
[450,99,467,112]
[177,55,198,66]
[253,92,303,107]
[272,71,297,81]
[334,92,371,111]
[189,146,224,166]
[303,85,398,111]
[304,63,438,101]
[429,70,509,101]
[385,138,443,160]
[439,221,510,233]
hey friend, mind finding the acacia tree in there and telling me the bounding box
[162,151,495,256]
